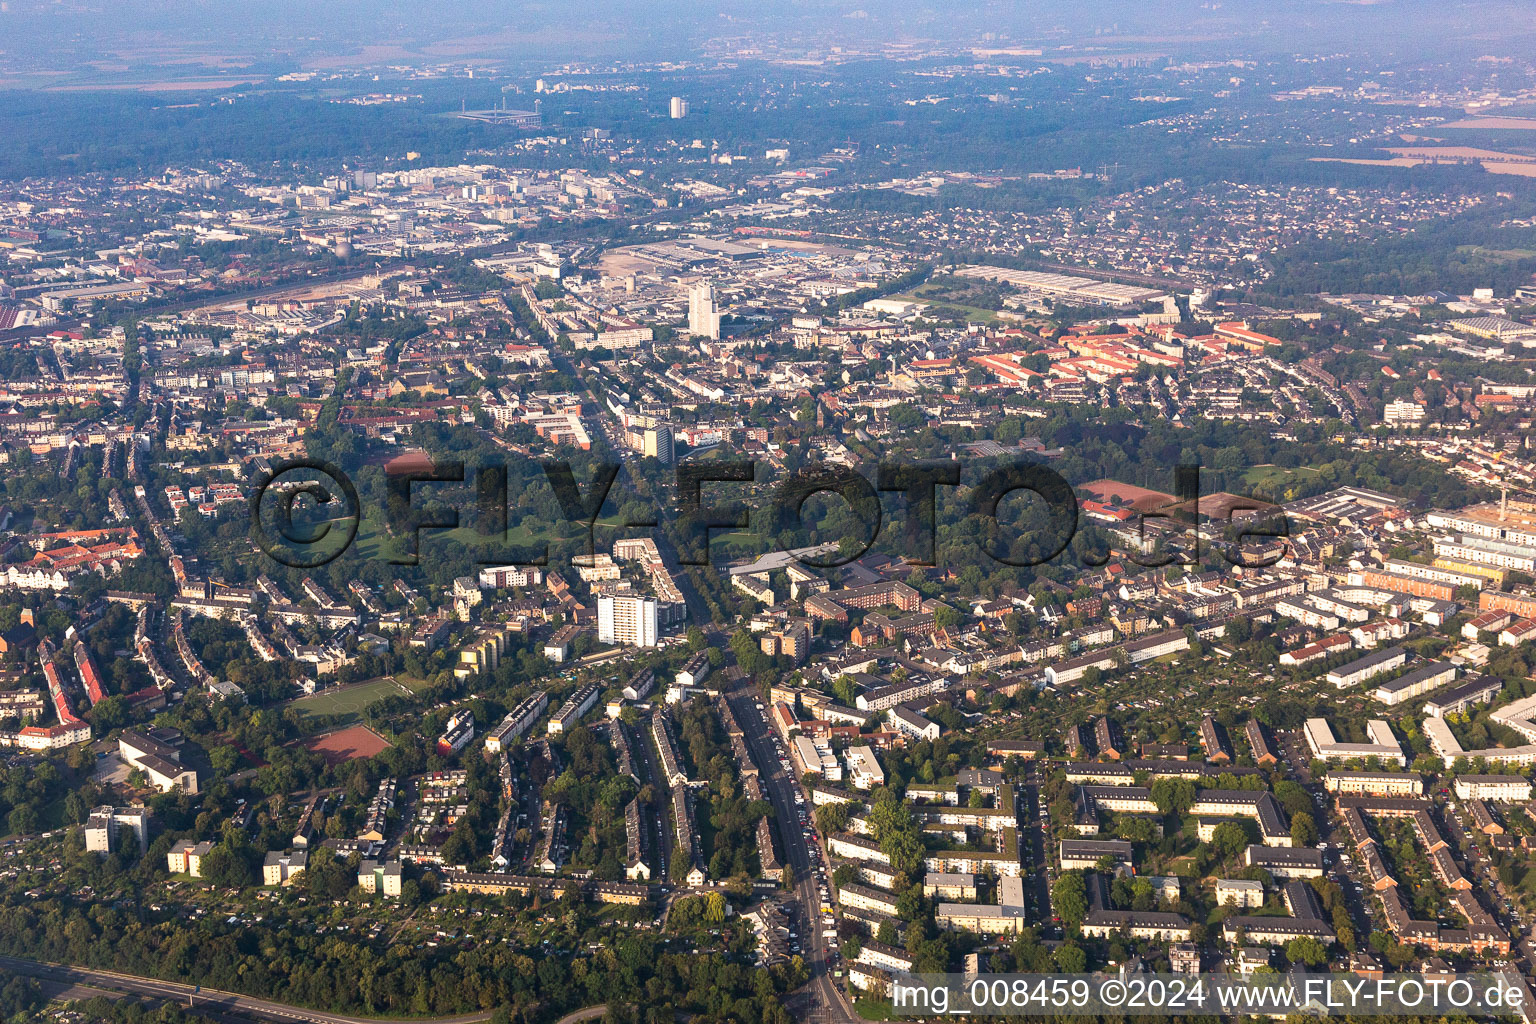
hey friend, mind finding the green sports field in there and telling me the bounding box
[287,675,428,722]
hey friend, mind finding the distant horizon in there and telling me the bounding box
[0,0,1532,79]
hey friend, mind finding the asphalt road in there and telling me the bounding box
[630,714,676,883]
[1017,773,1052,924]
[726,685,865,1024]
[0,955,497,1024]
[1268,736,1374,945]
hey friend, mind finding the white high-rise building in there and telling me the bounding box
[598,591,660,648]
[688,282,720,340]
[85,805,149,856]
[643,425,674,464]
[670,96,689,119]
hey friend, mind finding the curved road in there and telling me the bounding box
[551,1009,606,1024]
[0,955,497,1024]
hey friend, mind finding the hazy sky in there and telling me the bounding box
[1,0,1533,66]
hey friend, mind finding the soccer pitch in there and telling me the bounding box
[288,676,420,722]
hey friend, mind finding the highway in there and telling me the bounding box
[725,685,865,1024]
[0,955,496,1024]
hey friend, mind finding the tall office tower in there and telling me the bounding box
[688,282,721,339]
[670,96,689,119]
